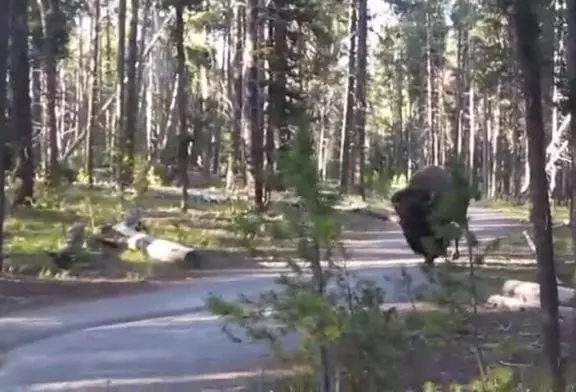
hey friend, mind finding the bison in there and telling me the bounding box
[391,165,471,266]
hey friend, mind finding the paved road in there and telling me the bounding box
[0,206,525,391]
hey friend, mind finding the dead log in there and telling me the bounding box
[111,208,199,268]
[47,222,86,269]
[501,279,575,306]
[486,294,539,311]
[486,294,575,323]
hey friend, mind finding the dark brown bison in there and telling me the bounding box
[391,165,470,266]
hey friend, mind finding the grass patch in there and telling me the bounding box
[475,198,572,261]
[4,184,267,277]
[476,198,569,222]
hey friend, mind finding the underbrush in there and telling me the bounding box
[206,131,575,390]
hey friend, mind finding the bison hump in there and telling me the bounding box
[408,165,452,193]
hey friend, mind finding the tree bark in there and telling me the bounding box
[38,0,60,186]
[115,0,127,184]
[121,0,139,186]
[511,3,564,390]
[85,0,101,187]
[339,0,357,193]
[355,0,367,200]
[243,0,264,209]
[10,0,35,206]
[0,0,10,267]
[175,1,189,211]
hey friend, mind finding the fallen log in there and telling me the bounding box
[345,204,394,223]
[47,221,86,269]
[110,209,199,268]
[501,279,575,306]
[486,294,575,323]
[486,294,539,312]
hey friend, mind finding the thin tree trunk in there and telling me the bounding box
[115,0,127,183]
[38,0,60,185]
[339,0,357,193]
[512,3,564,390]
[355,0,367,200]
[0,0,10,268]
[243,0,264,209]
[121,0,139,186]
[85,0,101,187]
[10,0,35,206]
[175,2,189,211]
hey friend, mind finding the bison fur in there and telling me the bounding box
[392,165,471,266]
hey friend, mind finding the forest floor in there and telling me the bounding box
[212,200,576,390]
[3,184,576,389]
[0,179,391,316]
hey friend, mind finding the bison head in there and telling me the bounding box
[391,187,435,219]
[391,186,449,263]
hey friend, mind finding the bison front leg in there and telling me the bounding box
[451,238,460,260]
[424,255,436,266]
[450,226,461,260]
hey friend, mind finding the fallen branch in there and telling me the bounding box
[501,279,575,305]
[110,208,199,268]
[521,220,569,254]
[47,222,86,269]
[486,294,575,323]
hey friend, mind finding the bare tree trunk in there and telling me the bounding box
[38,0,60,185]
[512,3,564,390]
[175,1,189,211]
[0,0,10,268]
[85,0,101,187]
[355,0,367,200]
[115,0,127,183]
[226,3,244,190]
[568,0,576,269]
[10,0,35,206]
[243,0,264,209]
[339,0,357,193]
[120,0,139,186]
[467,37,476,183]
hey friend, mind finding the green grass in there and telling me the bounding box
[476,198,569,222]
[474,198,572,260]
[4,184,255,275]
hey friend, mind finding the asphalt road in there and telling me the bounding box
[0,206,526,391]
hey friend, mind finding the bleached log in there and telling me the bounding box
[486,295,539,311]
[111,212,198,267]
[486,295,575,323]
[501,279,575,305]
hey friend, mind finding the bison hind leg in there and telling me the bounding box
[424,255,436,266]
[450,246,460,260]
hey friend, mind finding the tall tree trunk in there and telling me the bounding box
[243,0,264,209]
[226,3,244,190]
[0,0,10,268]
[355,0,367,199]
[85,0,101,187]
[512,3,564,390]
[175,2,189,211]
[567,0,576,285]
[121,0,139,186]
[10,0,35,206]
[115,0,127,183]
[339,0,357,193]
[266,0,288,200]
[467,36,476,182]
[425,8,435,165]
[38,0,60,185]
